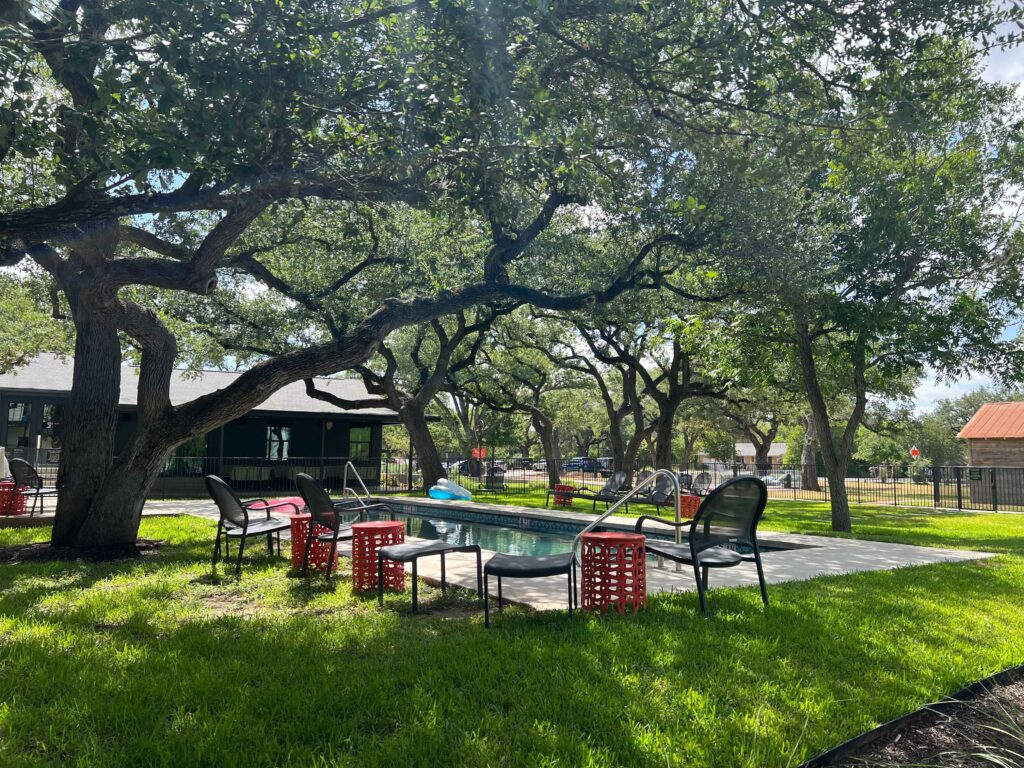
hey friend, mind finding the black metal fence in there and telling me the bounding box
[412,457,1024,513]
[8,448,1024,512]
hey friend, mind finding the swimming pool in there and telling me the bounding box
[379,501,811,558]
[395,513,573,557]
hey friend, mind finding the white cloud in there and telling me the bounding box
[913,370,995,413]
[983,42,1024,85]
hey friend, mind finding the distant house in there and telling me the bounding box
[0,354,401,495]
[957,402,1024,506]
[696,442,787,467]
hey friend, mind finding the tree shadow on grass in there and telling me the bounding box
[2,517,1024,766]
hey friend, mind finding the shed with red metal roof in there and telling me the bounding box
[958,403,1024,507]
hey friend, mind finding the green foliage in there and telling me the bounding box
[0,270,72,372]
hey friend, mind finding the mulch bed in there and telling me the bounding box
[827,677,1024,767]
[0,539,164,564]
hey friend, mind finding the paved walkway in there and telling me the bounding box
[142,496,993,612]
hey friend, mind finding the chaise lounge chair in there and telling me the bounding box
[544,470,630,512]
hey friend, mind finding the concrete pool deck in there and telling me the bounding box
[144,495,995,612]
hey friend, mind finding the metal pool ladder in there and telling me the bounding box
[571,468,683,570]
[341,461,373,509]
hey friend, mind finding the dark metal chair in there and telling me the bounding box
[295,473,395,579]
[544,470,630,512]
[205,475,296,575]
[483,550,576,627]
[9,458,59,516]
[678,472,693,492]
[634,476,769,615]
[691,471,712,496]
[377,540,483,612]
[632,472,676,511]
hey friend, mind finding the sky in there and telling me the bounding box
[911,44,1023,413]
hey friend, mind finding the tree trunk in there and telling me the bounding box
[401,402,445,490]
[801,412,820,491]
[51,289,124,546]
[679,431,699,471]
[72,437,174,546]
[753,444,772,471]
[622,433,644,485]
[653,414,674,469]
[534,413,561,486]
[822,459,851,531]
[795,319,852,532]
[607,412,627,473]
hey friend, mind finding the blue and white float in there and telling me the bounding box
[428,478,473,501]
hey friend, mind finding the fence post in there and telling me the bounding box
[954,466,963,510]
[932,465,941,508]
[991,468,999,512]
[407,450,413,492]
[892,467,898,507]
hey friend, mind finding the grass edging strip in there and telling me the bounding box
[799,661,1024,767]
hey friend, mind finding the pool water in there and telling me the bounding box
[395,513,573,557]
[389,510,808,558]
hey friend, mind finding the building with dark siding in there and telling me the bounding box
[1,354,401,496]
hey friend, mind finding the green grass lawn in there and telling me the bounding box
[1,507,1024,767]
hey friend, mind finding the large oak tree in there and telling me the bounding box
[1,0,1016,547]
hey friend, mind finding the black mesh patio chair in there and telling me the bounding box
[634,476,769,615]
[632,473,676,511]
[678,473,693,492]
[483,551,576,628]
[9,458,58,516]
[295,473,395,579]
[377,540,483,612]
[205,475,297,575]
[544,470,631,512]
[691,472,712,495]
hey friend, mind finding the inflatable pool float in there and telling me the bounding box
[428,478,473,501]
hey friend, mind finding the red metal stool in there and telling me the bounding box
[580,531,646,614]
[552,484,575,508]
[352,521,405,592]
[0,482,27,516]
[284,507,339,574]
[680,494,700,519]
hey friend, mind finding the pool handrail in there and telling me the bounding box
[571,468,682,559]
[342,461,373,507]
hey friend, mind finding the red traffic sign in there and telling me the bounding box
[471,447,487,459]
[909,446,920,459]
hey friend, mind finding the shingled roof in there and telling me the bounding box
[0,354,399,421]
[958,402,1024,440]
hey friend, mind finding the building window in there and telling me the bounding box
[267,426,290,461]
[40,403,64,450]
[5,402,31,449]
[349,426,371,459]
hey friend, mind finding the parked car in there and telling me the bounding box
[506,458,534,470]
[531,460,547,471]
[562,457,601,473]
[596,457,613,477]
[445,459,506,477]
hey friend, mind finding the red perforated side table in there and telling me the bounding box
[0,482,26,516]
[552,484,575,508]
[580,532,646,614]
[351,521,405,592]
[282,507,340,574]
[680,494,700,519]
